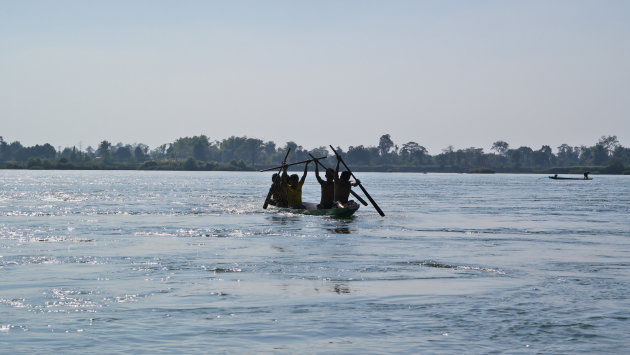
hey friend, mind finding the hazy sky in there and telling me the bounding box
[1,0,628,154]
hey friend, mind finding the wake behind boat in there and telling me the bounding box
[273,201,360,218]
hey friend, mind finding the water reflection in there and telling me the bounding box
[331,227,351,234]
[333,283,351,294]
[267,215,302,225]
[267,215,356,235]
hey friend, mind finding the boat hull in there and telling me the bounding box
[272,202,360,217]
[549,176,592,180]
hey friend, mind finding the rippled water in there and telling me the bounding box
[1,171,628,354]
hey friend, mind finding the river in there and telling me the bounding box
[1,170,628,354]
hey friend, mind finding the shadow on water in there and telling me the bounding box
[329,216,357,234]
[267,215,303,225]
[333,283,351,294]
[266,214,357,235]
[331,227,351,234]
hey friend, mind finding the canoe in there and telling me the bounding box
[548,176,593,180]
[273,201,360,218]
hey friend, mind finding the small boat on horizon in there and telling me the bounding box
[548,175,593,180]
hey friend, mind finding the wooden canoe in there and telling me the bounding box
[272,201,360,218]
[548,176,593,180]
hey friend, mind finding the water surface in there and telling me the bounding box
[1,171,628,353]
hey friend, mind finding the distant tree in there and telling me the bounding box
[557,144,579,166]
[532,145,554,168]
[347,145,371,165]
[7,141,56,162]
[60,147,74,160]
[491,140,510,156]
[218,136,263,163]
[183,157,197,170]
[284,141,299,155]
[308,146,329,159]
[442,145,456,166]
[0,136,7,162]
[70,146,79,161]
[24,144,56,161]
[507,146,534,169]
[434,153,447,168]
[192,139,209,161]
[577,145,591,164]
[112,145,133,162]
[458,147,485,168]
[597,135,619,156]
[591,144,609,165]
[378,134,395,157]
[612,145,630,165]
[7,141,24,161]
[150,144,169,160]
[97,141,112,162]
[134,144,149,162]
[170,135,211,161]
[601,157,625,174]
[241,138,265,164]
[400,141,428,165]
[2,134,627,173]
[263,141,276,161]
[277,141,303,162]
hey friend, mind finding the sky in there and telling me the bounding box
[1,0,629,154]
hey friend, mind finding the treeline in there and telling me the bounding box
[0,134,629,174]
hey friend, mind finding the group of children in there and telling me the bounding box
[266,158,360,209]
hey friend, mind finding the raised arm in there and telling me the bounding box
[281,164,289,183]
[300,160,311,184]
[314,159,324,184]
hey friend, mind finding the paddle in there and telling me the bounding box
[329,145,385,217]
[308,153,368,206]
[259,156,326,172]
[262,148,291,209]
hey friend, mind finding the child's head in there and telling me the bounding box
[341,171,351,181]
[325,168,335,180]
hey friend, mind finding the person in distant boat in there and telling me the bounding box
[553,174,558,179]
[584,171,590,179]
[314,160,335,209]
[333,159,360,207]
[267,173,288,207]
[282,160,311,209]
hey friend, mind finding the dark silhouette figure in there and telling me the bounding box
[282,160,311,209]
[584,171,590,179]
[333,159,359,207]
[314,162,335,209]
[266,173,288,207]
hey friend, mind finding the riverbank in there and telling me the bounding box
[2,160,628,174]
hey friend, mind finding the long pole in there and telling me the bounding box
[259,156,326,172]
[262,148,291,209]
[308,153,368,206]
[330,145,385,217]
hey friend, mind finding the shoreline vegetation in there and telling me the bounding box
[1,134,628,175]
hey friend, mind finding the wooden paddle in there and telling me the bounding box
[329,145,385,217]
[259,156,326,172]
[308,153,368,206]
[262,148,291,209]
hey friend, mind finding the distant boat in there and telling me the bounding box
[548,175,593,180]
[272,201,360,218]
